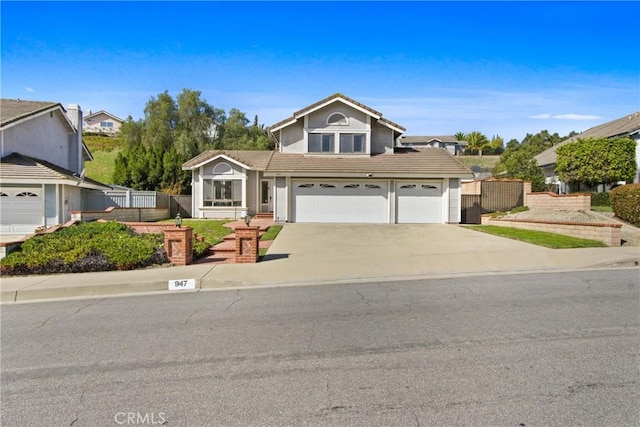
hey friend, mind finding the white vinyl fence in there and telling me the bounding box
[83,190,169,210]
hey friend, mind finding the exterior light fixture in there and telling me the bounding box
[244,215,251,226]
[175,213,182,228]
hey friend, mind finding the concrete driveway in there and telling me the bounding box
[201,223,638,289]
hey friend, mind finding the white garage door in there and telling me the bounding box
[0,188,43,235]
[396,182,443,223]
[292,181,388,223]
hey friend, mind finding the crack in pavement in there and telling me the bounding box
[224,290,244,311]
[33,299,106,330]
[355,289,371,307]
[184,308,204,326]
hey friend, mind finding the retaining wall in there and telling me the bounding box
[481,216,621,246]
[525,192,591,211]
[71,207,170,223]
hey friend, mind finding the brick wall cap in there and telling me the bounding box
[493,218,621,228]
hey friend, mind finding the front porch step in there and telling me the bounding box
[254,213,274,219]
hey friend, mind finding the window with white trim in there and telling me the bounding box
[327,113,348,125]
[203,179,241,207]
[340,134,366,153]
[100,121,114,128]
[309,134,335,153]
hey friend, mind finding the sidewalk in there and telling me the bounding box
[1,224,639,303]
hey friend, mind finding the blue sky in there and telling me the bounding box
[2,1,639,142]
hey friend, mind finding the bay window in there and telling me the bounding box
[203,179,241,206]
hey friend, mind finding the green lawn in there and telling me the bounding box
[158,219,232,245]
[85,148,121,185]
[465,225,606,249]
[591,206,613,213]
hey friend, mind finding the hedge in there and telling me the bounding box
[590,192,610,207]
[610,184,640,227]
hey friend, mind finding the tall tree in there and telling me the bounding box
[454,131,466,141]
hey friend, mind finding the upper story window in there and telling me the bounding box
[212,162,233,175]
[309,134,335,153]
[326,113,348,126]
[100,121,114,128]
[340,134,366,153]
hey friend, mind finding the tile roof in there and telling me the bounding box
[535,112,640,166]
[182,150,274,170]
[1,99,61,127]
[269,93,406,139]
[0,153,110,189]
[400,135,468,145]
[265,148,473,177]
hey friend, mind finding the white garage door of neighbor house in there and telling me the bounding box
[396,182,443,223]
[0,188,43,235]
[292,181,388,223]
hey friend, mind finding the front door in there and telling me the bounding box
[260,180,273,212]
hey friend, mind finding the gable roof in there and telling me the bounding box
[269,93,406,141]
[84,110,124,123]
[0,153,111,190]
[265,147,473,178]
[1,99,64,128]
[400,135,468,145]
[535,112,640,167]
[182,150,274,170]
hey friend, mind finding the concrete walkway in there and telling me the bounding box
[1,224,638,303]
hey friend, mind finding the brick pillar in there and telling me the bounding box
[164,227,193,266]
[235,226,260,263]
[523,181,532,206]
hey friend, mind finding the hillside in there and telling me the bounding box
[84,134,123,185]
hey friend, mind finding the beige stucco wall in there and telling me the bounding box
[84,112,122,134]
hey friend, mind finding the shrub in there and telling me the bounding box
[610,184,640,227]
[590,192,610,207]
[1,222,168,276]
[193,238,211,259]
[509,206,530,214]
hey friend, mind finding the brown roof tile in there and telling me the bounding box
[182,150,274,170]
[265,148,473,178]
[1,99,61,127]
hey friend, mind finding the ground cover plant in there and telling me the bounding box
[465,225,606,249]
[1,222,167,276]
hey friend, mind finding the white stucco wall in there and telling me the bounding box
[448,178,460,223]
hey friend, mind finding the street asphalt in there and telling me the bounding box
[1,224,639,303]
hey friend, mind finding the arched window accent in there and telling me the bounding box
[343,184,360,189]
[326,112,348,126]
[212,162,233,175]
[400,184,416,189]
[365,184,381,189]
[16,192,38,197]
[422,184,438,189]
[298,183,315,188]
[0,192,8,197]
[320,184,336,188]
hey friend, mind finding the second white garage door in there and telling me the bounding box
[396,182,443,223]
[292,181,388,223]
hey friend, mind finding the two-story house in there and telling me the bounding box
[83,110,124,134]
[0,99,110,238]
[183,94,473,224]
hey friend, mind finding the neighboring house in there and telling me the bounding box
[183,94,473,224]
[535,112,640,192]
[399,135,467,156]
[83,109,124,134]
[0,99,110,238]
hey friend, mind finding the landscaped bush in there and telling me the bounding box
[610,183,640,227]
[1,221,168,276]
[590,192,610,207]
[193,238,210,259]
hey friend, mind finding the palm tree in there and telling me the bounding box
[454,131,467,141]
[466,131,490,157]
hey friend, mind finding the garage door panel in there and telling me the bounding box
[292,181,387,223]
[396,182,442,224]
[0,188,43,234]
